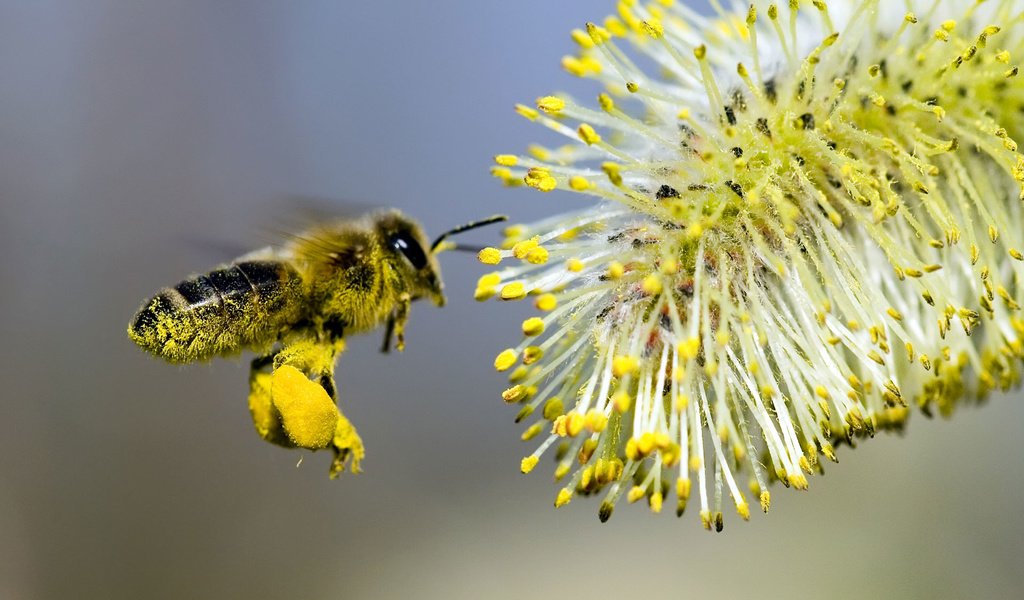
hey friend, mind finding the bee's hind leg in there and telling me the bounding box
[266,339,364,476]
[247,352,292,448]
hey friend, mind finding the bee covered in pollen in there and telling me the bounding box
[128,210,506,477]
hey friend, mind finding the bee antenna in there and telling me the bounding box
[431,215,508,252]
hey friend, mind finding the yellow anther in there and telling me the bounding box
[584,409,608,433]
[500,282,527,300]
[1011,249,1024,261]
[565,411,585,436]
[522,346,544,365]
[649,491,664,513]
[514,103,539,120]
[693,44,707,60]
[737,501,750,520]
[520,455,539,474]
[522,317,546,336]
[815,385,830,399]
[660,258,678,275]
[568,176,591,191]
[598,93,615,112]
[586,22,611,44]
[578,123,601,145]
[641,273,663,295]
[535,293,558,312]
[612,355,640,377]
[613,390,632,412]
[512,237,539,260]
[494,349,517,372]
[524,170,557,192]
[555,488,573,507]
[887,307,904,321]
[502,384,527,403]
[606,261,625,279]
[567,258,585,272]
[543,397,564,420]
[641,20,664,38]
[536,96,566,113]
[477,247,502,265]
[571,28,594,48]
[520,423,542,441]
[494,154,518,166]
[678,337,701,360]
[601,162,623,186]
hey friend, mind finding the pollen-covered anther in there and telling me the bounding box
[500,282,527,301]
[641,273,663,295]
[478,247,503,265]
[502,384,528,403]
[535,96,565,113]
[512,237,540,260]
[612,355,640,377]
[534,293,558,312]
[494,348,518,372]
[578,123,602,145]
[524,168,557,192]
[522,317,546,336]
[521,455,540,474]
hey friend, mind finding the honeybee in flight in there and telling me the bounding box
[128,210,506,477]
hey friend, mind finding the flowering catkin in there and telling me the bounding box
[479,0,1024,528]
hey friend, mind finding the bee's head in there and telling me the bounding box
[375,211,446,307]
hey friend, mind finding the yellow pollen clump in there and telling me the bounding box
[678,337,701,360]
[500,282,527,300]
[612,355,640,377]
[567,258,585,272]
[477,247,502,265]
[535,293,558,311]
[494,349,518,372]
[522,317,546,336]
[521,455,539,474]
[555,488,573,507]
[536,96,566,113]
[606,261,625,279]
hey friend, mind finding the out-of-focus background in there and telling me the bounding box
[1,1,1022,599]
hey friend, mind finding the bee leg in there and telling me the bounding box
[247,353,293,448]
[380,314,396,354]
[392,293,412,352]
[269,339,364,477]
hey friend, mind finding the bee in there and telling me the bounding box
[128,210,506,477]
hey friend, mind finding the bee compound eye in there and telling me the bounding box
[390,232,428,270]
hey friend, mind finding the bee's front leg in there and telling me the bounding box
[391,292,411,352]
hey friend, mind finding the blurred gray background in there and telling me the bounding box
[1,1,1022,599]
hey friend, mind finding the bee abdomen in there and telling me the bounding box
[129,260,303,363]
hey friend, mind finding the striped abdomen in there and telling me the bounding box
[129,260,304,363]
